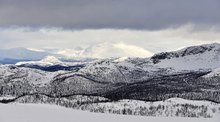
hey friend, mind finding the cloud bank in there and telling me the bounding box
[0,24,220,58]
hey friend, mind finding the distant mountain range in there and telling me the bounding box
[0,43,220,117]
[0,43,154,64]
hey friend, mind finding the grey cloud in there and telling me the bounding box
[0,0,219,29]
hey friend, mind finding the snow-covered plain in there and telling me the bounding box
[0,103,219,122]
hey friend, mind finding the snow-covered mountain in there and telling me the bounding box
[0,43,220,118]
[47,43,220,102]
[2,43,220,83]
[68,43,220,84]
[3,43,220,86]
[12,43,220,74]
[150,43,220,71]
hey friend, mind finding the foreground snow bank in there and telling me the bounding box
[0,103,219,122]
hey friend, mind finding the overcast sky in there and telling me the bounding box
[0,0,220,29]
[0,0,220,57]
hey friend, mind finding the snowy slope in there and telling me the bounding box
[151,43,220,71]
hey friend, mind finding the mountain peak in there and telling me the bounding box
[16,56,61,66]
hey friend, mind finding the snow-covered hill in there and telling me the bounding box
[151,43,220,71]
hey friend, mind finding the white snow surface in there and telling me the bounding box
[0,103,219,122]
